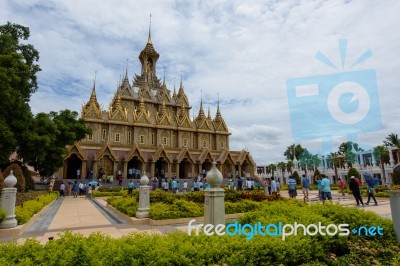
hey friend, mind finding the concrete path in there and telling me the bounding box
[0,190,392,244]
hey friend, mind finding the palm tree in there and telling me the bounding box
[384,133,400,164]
[269,164,277,177]
[327,152,342,181]
[373,145,390,184]
[385,133,400,147]
[277,162,286,178]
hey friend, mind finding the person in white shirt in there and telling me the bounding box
[271,177,277,193]
[183,181,188,193]
[60,182,65,196]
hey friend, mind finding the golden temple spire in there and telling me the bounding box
[147,13,152,44]
[215,93,222,119]
[90,79,97,101]
[198,90,205,118]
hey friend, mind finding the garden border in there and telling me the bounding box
[0,196,59,237]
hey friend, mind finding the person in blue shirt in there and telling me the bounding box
[171,179,178,194]
[287,176,297,198]
[127,180,134,195]
[320,174,332,203]
[301,174,310,201]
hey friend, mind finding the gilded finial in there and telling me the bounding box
[148,13,152,44]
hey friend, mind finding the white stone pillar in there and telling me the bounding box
[204,161,225,226]
[0,171,18,229]
[136,173,150,218]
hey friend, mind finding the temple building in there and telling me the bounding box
[59,30,255,180]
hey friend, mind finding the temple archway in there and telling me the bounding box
[155,157,168,178]
[179,158,191,179]
[66,154,82,179]
[99,155,114,176]
[202,159,212,176]
[128,156,143,179]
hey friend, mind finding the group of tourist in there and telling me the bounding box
[59,181,98,199]
[288,173,379,206]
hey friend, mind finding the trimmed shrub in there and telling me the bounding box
[14,192,58,224]
[0,202,398,265]
[3,163,26,192]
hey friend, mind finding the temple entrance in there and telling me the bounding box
[179,158,191,179]
[202,159,212,177]
[66,154,82,179]
[99,155,113,176]
[128,156,142,179]
[155,158,167,178]
[223,162,233,178]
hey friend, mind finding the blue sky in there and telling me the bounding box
[1,0,399,165]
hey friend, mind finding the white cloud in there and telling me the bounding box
[1,0,399,164]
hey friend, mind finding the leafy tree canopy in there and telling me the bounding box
[0,22,91,176]
[19,110,91,177]
[283,144,305,161]
[0,22,40,164]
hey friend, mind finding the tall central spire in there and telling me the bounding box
[148,13,152,44]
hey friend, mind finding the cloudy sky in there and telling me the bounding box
[1,0,399,165]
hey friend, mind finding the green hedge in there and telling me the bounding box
[0,201,398,265]
[107,190,283,219]
[14,192,59,225]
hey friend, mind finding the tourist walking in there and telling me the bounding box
[321,174,332,203]
[66,181,72,196]
[72,181,79,198]
[288,176,297,198]
[364,173,378,206]
[349,176,364,206]
[59,182,65,196]
[172,179,178,194]
[128,180,134,195]
[338,178,345,196]
[237,178,243,191]
[301,174,310,201]
[183,181,188,193]
[271,177,277,194]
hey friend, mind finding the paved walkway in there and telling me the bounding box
[0,190,392,244]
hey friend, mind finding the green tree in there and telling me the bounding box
[0,22,41,165]
[286,161,294,174]
[348,167,360,180]
[284,144,305,161]
[19,110,91,177]
[384,133,400,148]
[277,162,286,177]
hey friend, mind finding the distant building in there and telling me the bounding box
[256,147,399,185]
[58,30,254,180]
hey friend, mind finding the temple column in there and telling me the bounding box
[150,162,155,178]
[167,163,172,178]
[93,161,98,178]
[82,161,87,179]
[123,161,128,179]
[175,162,180,179]
[238,165,242,177]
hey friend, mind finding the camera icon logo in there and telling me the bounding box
[286,40,382,145]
